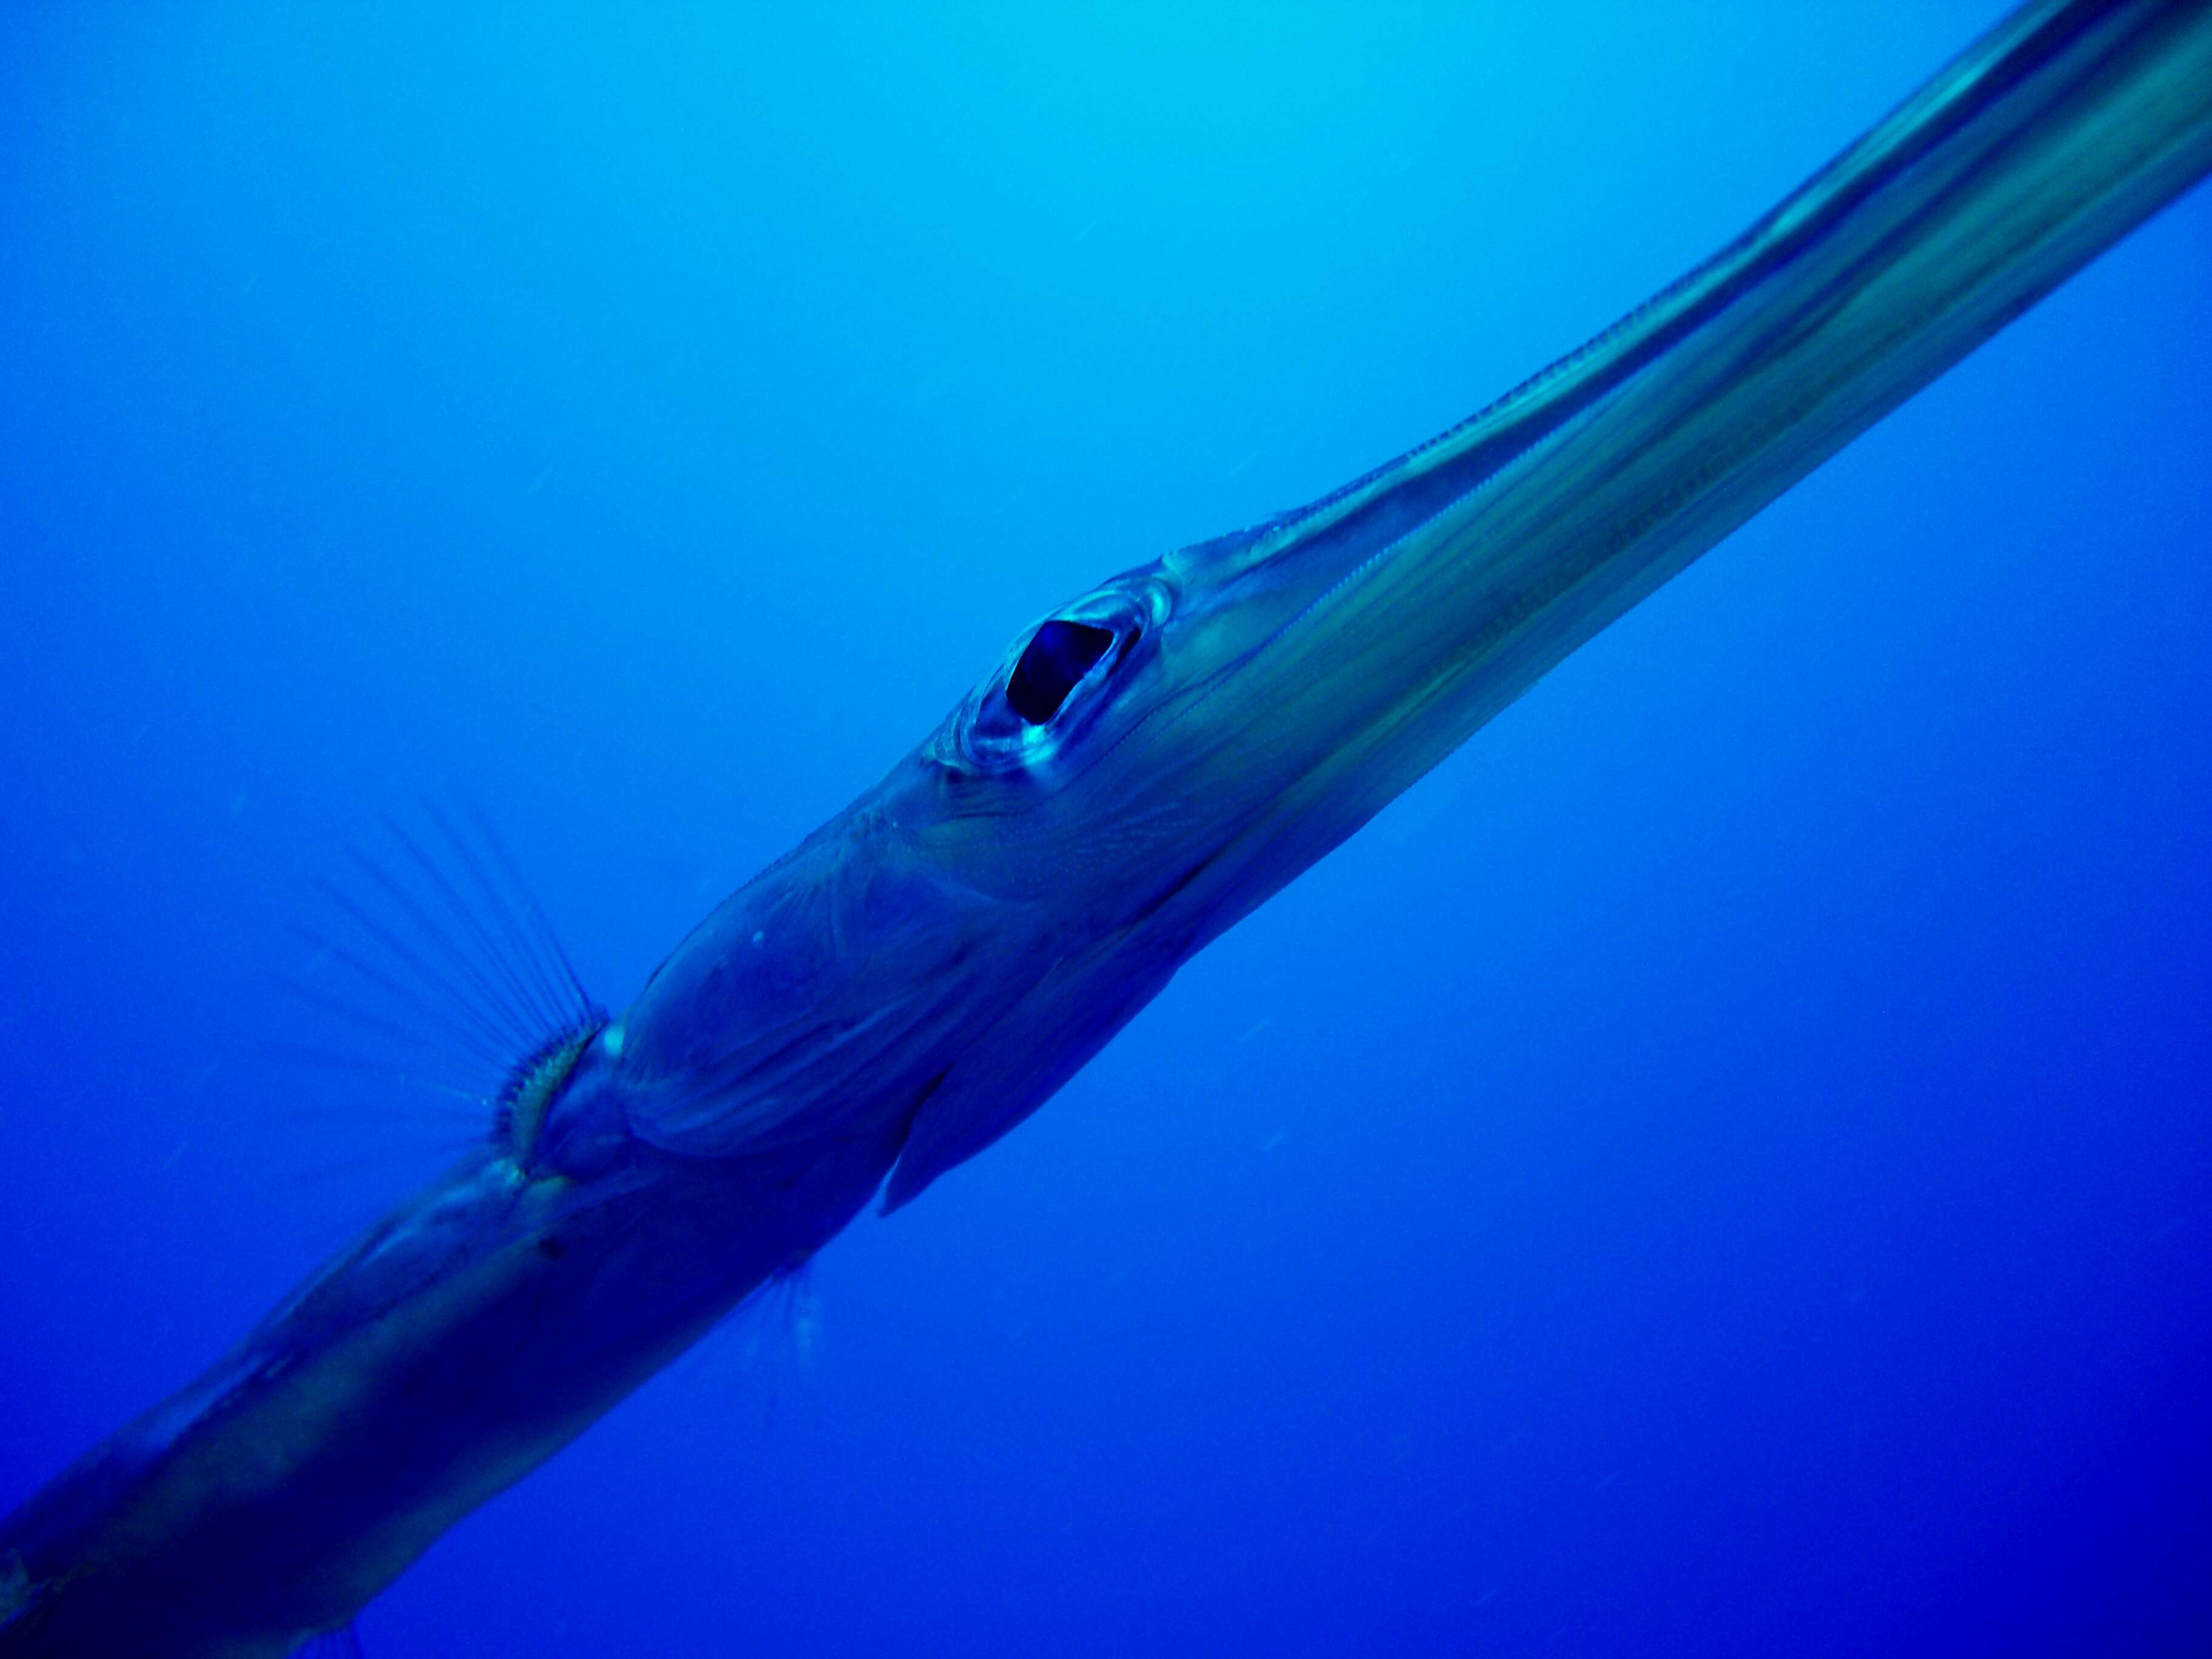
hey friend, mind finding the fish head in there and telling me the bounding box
[909,472,1500,952]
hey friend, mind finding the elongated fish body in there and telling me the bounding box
[5,2,2209,1652]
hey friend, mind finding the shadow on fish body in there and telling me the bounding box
[4,1,2210,1652]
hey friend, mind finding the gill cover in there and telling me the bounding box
[614,826,1016,1159]
[614,576,1188,1201]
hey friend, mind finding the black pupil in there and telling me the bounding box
[1006,619,1115,725]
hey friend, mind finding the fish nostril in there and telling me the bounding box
[1006,619,1114,725]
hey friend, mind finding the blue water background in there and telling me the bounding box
[4,5,2210,1654]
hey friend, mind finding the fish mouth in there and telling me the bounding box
[1059,0,2212,902]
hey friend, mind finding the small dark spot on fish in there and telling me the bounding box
[537,1236,568,1260]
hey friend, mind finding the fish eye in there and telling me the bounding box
[1005,618,1116,725]
[934,573,1170,777]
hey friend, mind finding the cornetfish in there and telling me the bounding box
[4,1,2208,1653]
